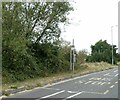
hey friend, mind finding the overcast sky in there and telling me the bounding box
[61,0,119,53]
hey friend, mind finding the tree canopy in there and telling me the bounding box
[86,40,118,64]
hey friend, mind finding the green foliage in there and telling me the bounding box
[86,40,118,64]
[76,49,88,68]
[58,40,71,71]
[31,43,60,74]
[116,54,120,62]
[2,2,73,83]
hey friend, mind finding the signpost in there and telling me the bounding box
[70,39,76,73]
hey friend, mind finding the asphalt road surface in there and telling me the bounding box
[2,67,119,100]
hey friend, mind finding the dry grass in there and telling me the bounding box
[2,62,117,92]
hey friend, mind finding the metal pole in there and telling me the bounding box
[111,26,114,65]
[70,49,72,71]
[73,49,74,73]
[111,25,118,65]
[72,39,74,73]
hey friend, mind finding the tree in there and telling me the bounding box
[77,49,88,65]
[2,2,73,83]
[86,40,118,64]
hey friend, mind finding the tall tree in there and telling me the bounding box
[86,40,118,64]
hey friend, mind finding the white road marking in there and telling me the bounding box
[95,78,102,81]
[104,90,109,94]
[97,82,102,85]
[115,74,118,77]
[89,77,94,80]
[67,91,78,94]
[101,78,106,81]
[75,81,83,84]
[46,68,116,88]
[0,96,7,99]
[43,72,95,88]
[79,81,83,83]
[89,77,101,81]
[2,68,117,98]
[114,70,118,72]
[83,91,103,94]
[104,73,109,76]
[85,81,92,84]
[107,82,111,84]
[110,85,115,88]
[66,92,83,99]
[41,90,65,98]
[115,81,118,84]
[91,81,97,84]
[41,87,61,91]
[100,82,106,85]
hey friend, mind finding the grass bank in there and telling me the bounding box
[2,62,117,96]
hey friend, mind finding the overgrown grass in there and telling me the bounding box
[2,62,117,92]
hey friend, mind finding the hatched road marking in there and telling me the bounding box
[115,81,118,84]
[100,82,106,85]
[85,81,92,84]
[110,85,115,88]
[91,81,97,84]
[114,74,118,77]
[104,90,109,94]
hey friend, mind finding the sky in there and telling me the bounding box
[61,0,119,53]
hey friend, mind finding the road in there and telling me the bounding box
[2,67,119,100]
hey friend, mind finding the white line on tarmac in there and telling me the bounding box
[67,91,78,94]
[104,73,109,76]
[115,74,118,77]
[100,82,106,85]
[104,90,109,94]
[41,90,65,99]
[107,82,111,84]
[91,81,97,84]
[115,81,118,84]
[97,82,102,85]
[85,81,92,84]
[83,91,104,95]
[114,70,118,72]
[79,81,83,83]
[110,85,115,88]
[66,91,83,99]
[0,96,7,99]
